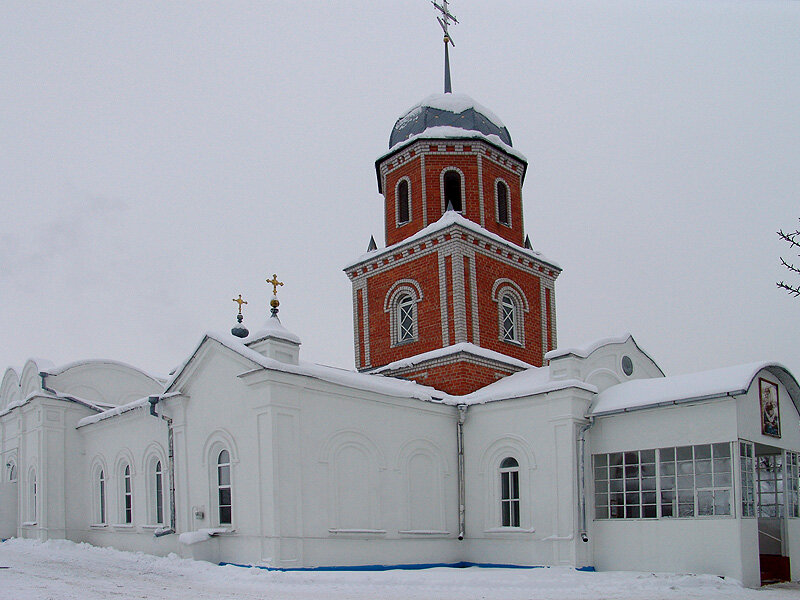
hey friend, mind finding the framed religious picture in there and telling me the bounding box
[759,378,781,438]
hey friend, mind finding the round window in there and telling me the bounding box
[621,355,634,376]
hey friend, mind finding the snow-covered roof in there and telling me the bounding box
[76,391,182,428]
[545,333,634,361]
[370,342,533,374]
[165,332,446,403]
[456,367,597,406]
[43,358,167,383]
[245,314,301,346]
[0,387,112,419]
[388,93,517,154]
[344,211,559,271]
[382,126,527,164]
[590,361,800,416]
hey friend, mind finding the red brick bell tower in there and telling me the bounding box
[344,94,560,395]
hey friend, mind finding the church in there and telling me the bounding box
[1,8,799,589]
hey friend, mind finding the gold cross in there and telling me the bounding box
[266,273,284,296]
[232,294,248,315]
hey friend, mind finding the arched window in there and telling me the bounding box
[496,180,510,225]
[500,457,520,527]
[97,468,106,524]
[397,179,411,225]
[500,294,517,342]
[397,294,415,342]
[153,460,164,525]
[443,170,462,212]
[28,468,37,522]
[121,463,132,524]
[217,449,232,525]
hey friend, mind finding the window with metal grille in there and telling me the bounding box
[500,294,517,342]
[217,449,232,525]
[398,294,415,342]
[500,457,520,527]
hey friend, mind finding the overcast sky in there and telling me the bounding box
[1,1,798,382]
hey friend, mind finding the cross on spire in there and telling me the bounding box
[431,1,458,93]
[266,273,284,297]
[232,294,248,315]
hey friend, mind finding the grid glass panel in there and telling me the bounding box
[217,450,232,525]
[787,452,800,518]
[740,441,756,518]
[758,454,784,518]
[595,443,732,520]
[500,457,520,527]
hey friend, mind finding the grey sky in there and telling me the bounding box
[1,1,798,381]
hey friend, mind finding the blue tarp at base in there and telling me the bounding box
[219,560,596,573]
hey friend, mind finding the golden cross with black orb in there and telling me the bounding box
[266,273,284,296]
[232,294,248,315]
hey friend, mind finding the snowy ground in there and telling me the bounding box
[0,538,797,600]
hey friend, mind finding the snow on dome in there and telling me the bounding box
[389,93,513,149]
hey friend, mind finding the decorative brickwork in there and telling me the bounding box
[347,128,559,393]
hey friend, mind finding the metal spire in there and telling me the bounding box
[432,1,458,93]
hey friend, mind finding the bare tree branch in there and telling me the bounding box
[777,218,800,299]
[780,257,800,276]
[777,281,800,297]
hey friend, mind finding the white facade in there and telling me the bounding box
[1,327,798,587]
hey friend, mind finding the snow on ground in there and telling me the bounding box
[0,538,797,600]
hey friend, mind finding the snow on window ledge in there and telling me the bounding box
[111,523,135,530]
[21,521,37,527]
[483,527,535,534]
[89,523,108,529]
[328,528,386,536]
[398,530,450,536]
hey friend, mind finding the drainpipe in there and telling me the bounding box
[577,418,594,543]
[456,404,468,541]
[149,396,176,537]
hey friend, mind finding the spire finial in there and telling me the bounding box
[230,293,250,338]
[266,273,284,317]
[232,294,248,315]
[266,273,284,297]
[432,1,458,93]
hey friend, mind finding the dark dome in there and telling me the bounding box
[389,93,513,149]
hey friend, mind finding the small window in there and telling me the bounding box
[217,449,232,525]
[397,294,415,342]
[500,457,520,527]
[29,468,37,522]
[98,469,106,524]
[496,181,510,225]
[122,464,133,524]
[8,461,16,483]
[154,460,164,525]
[443,170,462,212]
[397,179,410,224]
[500,294,517,342]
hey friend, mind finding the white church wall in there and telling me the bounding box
[462,388,593,568]
[77,405,178,557]
[0,412,21,539]
[589,399,754,584]
[734,370,800,584]
[735,370,800,450]
[168,340,463,568]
